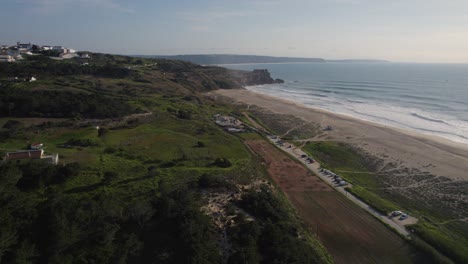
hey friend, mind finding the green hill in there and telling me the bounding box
[0,53,331,264]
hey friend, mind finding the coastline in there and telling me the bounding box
[211,88,468,182]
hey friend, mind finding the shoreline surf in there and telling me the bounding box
[245,83,468,145]
[211,88,468,182]
[222,62,468,145]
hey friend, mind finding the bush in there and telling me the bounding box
[211,158,231,168]
[65,138,100,147]
[198,174,226,189]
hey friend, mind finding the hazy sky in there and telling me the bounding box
[2,0,468,62]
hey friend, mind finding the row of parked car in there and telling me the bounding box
[391,210,409,220]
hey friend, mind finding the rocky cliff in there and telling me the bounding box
[218,68,284,87]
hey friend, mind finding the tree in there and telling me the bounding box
[98,128,108,137]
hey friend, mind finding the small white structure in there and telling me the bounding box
[30,143,44,150]
[0,55,15,62]
[29,76,37,82]
[60,53,78,59]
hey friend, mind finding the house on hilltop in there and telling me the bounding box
[3,149,59,165]
[5,150,44,160]
[17,42,32,51]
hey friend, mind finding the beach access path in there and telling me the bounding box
[267,136,416,237]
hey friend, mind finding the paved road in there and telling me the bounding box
[267,136,412,237]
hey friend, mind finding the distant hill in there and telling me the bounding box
[136,54,326,65]
[134,54,390,65]
[326,59,390,63]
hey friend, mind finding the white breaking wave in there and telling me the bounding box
[246,84,468,144]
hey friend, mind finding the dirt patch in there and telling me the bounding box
[245,139,420,264]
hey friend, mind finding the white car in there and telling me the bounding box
[392,211,402,217]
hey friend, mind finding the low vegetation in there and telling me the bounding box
[0,53,331,263]
[301,141,468,263]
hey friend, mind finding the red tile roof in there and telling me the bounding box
[5,150,43,160]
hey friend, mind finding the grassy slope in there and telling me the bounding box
[0,54,332,263]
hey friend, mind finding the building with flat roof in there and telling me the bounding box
[5,150,44,160]
[3,149,59,165]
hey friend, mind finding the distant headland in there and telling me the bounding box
[134,54,390,65]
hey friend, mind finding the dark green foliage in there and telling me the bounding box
[15,162,80,190]
[0,59,131,78]
[102,171,119,184]
[198,173,229,189]
[0,164,221,264]
[65,138,100,147]
[0,164,22,196]
[410,222,468,264]
[38,50,60,57]
[98,128,108,137]
[239,187,287,221]
[0,87,135,118]
[140,184,221,263]
[227,215,261,264]
[212,158,232,168]
[2,119,24,129]
[233,187,329,264]
[195,141,205,148]
[176,109,192,119]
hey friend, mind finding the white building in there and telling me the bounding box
[60,53,78,59]
[17,42,32,52]
[0,55,15,62]
[6,50,22,60]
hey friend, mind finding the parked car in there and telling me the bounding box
[392,211,402,217]
[399,214,409,220]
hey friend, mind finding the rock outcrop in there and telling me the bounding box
[227,69,284,87]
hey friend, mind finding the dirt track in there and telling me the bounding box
[245,139,419,264]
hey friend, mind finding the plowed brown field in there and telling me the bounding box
[245,140,419,264]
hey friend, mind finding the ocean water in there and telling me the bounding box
[223,63,468,144]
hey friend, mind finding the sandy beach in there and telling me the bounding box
[211,89,468,182]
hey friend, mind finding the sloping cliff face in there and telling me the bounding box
[154,59,283,91]
[233,69,285,86]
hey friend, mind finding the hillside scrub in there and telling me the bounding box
[0,53,332,264]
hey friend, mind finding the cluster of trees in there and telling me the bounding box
[64,138,101,147]
[0,160,329,263]
[0,162,218,263]
[12,162,81,190]
[230,187,329,263]
[0,87,136,118]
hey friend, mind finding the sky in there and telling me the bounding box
[2,0,468,63]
